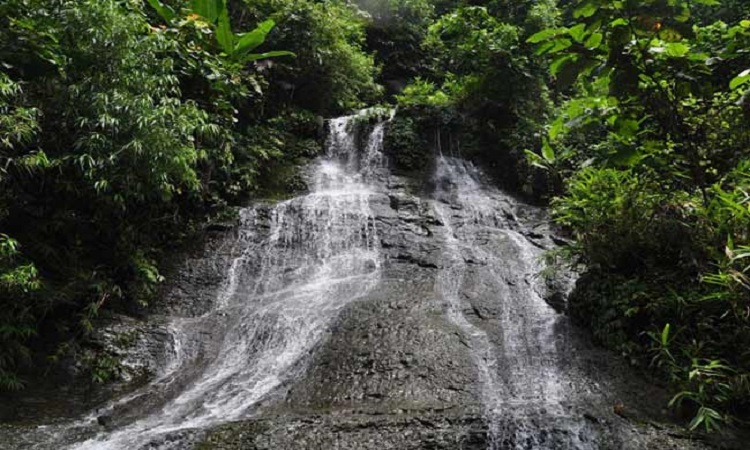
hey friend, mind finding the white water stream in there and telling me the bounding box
[433,155,595,449]
[67,112,388,450]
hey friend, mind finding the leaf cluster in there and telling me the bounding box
[526,0,750,431]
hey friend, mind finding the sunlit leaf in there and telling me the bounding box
[665,42,690,58]
[661,323,670,346]
[574,2,598,19]
[568,23,587,43]
[243,50,296,62]
[547,38,573,54]
[527,28,559,43]
[585,32,603,49]
[216,9,234,54]
[234,19,276,57]
[524,150,548,170]
[146,0,176,22]
[550,54,578,76]
[191,0,224,23]
[730,69,750,90]
[542,139,555,162]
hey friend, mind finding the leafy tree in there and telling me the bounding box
[527,0,750,430]
[391,3,555,194]
[0,0,360,388]
[234,0,382,114]
[357,0,436,94]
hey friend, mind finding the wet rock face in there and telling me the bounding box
[190,159,716,449]
[285,269,478,411]
[156,226,246,318]
[199,413,488,450]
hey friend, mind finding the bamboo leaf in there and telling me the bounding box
[661,323,670,347]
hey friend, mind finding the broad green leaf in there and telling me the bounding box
[216,9,234,54]
[665,42,690,58]
[693,0,720,5]
[534,40,557,55]
[234,19,276,57]
[741,20,750,28]
[243,50,296,62]
[574,2,598,19]
[660,27,683,43]
[191,0,224,23]
[730,69,750,90]
[550,54,578,76]
[549,119,564,140]
[147,0,176,22]
[526,28,558,43]
[541,140,555,162]
[585,32,603,49]
[524,150,547,170]
[675,7,691,22]
[568,23,587,43]
[547,38,573,54]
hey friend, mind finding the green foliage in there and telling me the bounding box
[0,0,376,389]
[148,0,295,62]
[236,0,382,114]
[390,3,556,196]
[529,0,750,430]
[553,168,698,271]
[424,6,520,75]
[383,107,458,173]
[81,349,123,384]
[0,234,40,390]
[357,0,435,90]
[395,78,452,107]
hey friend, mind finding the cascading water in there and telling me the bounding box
[64,112,389,450]
[433,155,598,449]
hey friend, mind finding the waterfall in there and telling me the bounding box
[5,113,700,450]
[433,155,596,449]
[68,111,389,450]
